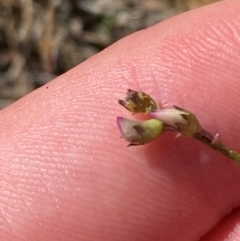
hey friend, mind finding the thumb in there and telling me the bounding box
[1,0,240,241]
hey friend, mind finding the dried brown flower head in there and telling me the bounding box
[118,89,158,114]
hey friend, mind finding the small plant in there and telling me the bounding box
[117,89,240,162]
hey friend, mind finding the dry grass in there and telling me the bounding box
[0,0,220,108]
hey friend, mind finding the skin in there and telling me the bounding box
[0,0,240,240]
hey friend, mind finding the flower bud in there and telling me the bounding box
[116,117,164,145]
[150,106,201,137]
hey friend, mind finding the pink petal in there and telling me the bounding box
[150,109,188,127]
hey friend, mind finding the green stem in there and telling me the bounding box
[194,133,240,163]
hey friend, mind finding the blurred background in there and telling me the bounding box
[0,0,219,109]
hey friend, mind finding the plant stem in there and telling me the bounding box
[194,132,240,163]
